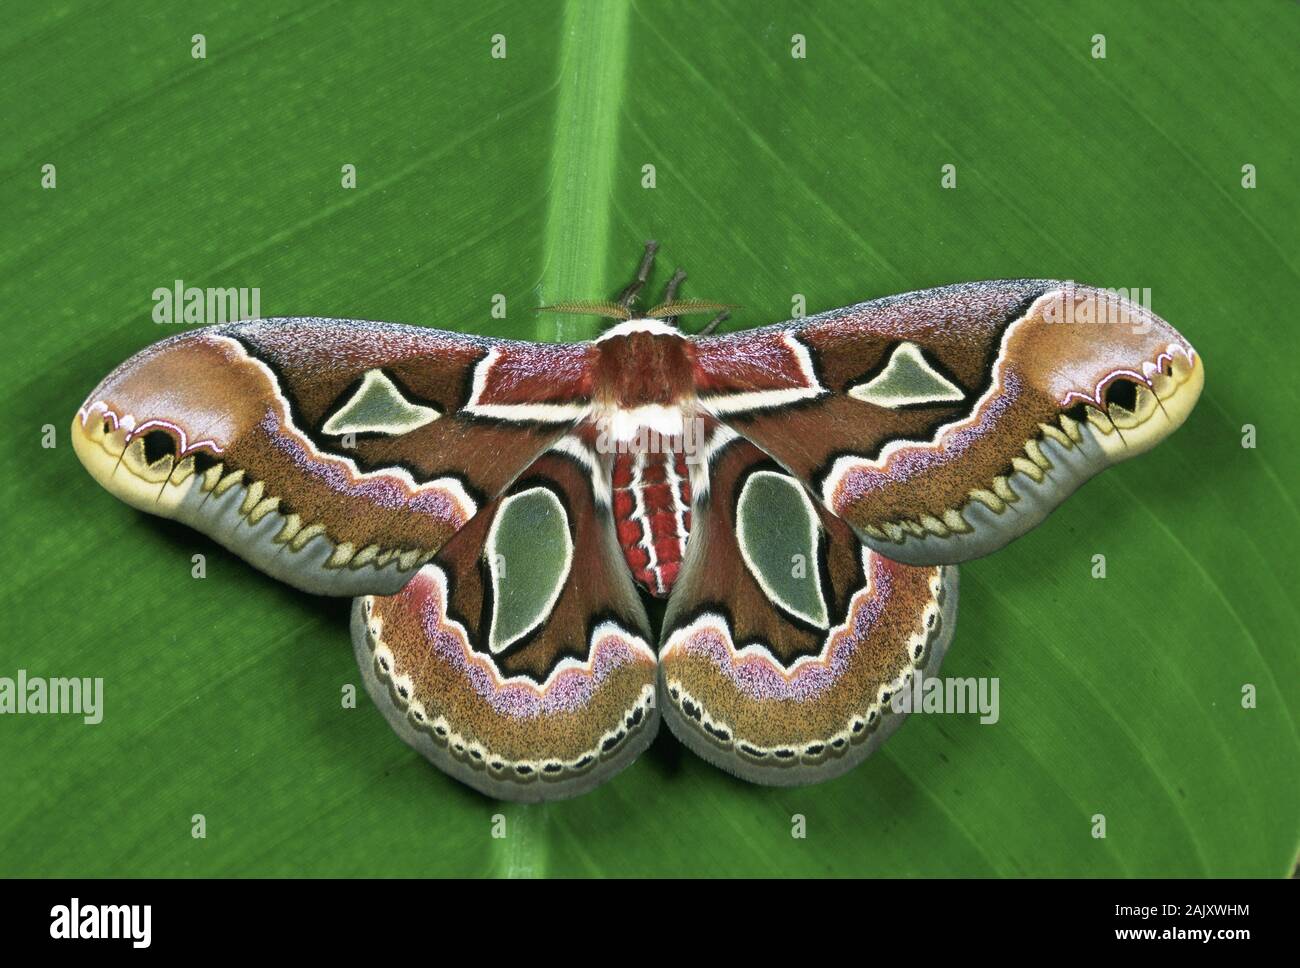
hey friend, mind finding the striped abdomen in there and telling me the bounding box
[612,446,692,598]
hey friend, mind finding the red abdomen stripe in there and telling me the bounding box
[613,445,692,598]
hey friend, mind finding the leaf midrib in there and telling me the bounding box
[537,0,632,342]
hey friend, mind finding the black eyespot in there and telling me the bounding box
[141,429,177,464]
[1103,377,1139,412]
[191,451,220,474]
[1064,401,1091,424]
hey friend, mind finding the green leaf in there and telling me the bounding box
[1,0,1295,877]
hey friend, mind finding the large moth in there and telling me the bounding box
[72,243,1203,801]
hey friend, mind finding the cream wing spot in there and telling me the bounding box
[485,487,574,654]
[321,368,441,436]
[735,470,829,629]
[847,341,965,408]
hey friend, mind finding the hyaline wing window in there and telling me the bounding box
[322,369,442,435]
[735,470,829,629]
[485,486,574,653]
[846,341,965,409]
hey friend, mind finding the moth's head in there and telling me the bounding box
[540,295,736,419]
[537,297,735,335]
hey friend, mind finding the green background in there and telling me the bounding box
[1,1,1296,877]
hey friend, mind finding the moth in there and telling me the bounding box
[72,242,1203,801]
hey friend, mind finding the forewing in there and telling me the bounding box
[692,281,1203,564]
[72,318,593,595]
